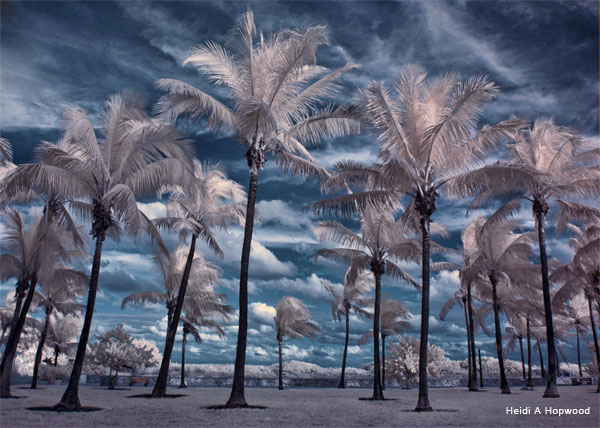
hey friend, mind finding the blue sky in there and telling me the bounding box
[1,1,598,369]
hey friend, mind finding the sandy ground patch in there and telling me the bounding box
[0,384,598,427]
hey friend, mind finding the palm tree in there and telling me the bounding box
[30,266,88,388]
[359,297,411,390]
[3,93,193,409]
[454,119,600,397]
[314,65,526,409]
[44,312,82,367]
[315,205,423,400]
[0,209,82,398]
[155,10,361,407]
[122,246,230,396]
[149,161,243,397]
[552,219,600,390]
[322,269,373,388]
[178,315,226,388]
[467,214,539,394]
[274,296,320,390]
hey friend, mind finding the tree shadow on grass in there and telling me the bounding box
[1,395,27,399]
[206,405,267,410]
[128,393,186,398]
[28,406,102,412]
[400,409,459,413]
[358,397,398,401]
[17,386,44,390]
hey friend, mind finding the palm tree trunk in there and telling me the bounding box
[588,296,600,393]
[338,310,349,389]
[55,234,105,410]
[416,215,433,410]
[371,267,384,400]
[467,282,478,390]
[0,282,25,363]
[179,331,187,389]
[278,339,283,390]
[538,341,545,378]
[525,318,533,389]
[575,325,582,377]
[382,335,386,391]
[533,202,559,397]
[490,274,510,394]
[152,234,197,397]
[53,346,59,366]
[31,306,52,389]
[227,167,259,408]
[0,277,37,398]
[463,297,472,389]
[478,348,483,388]
[519,337,525,382]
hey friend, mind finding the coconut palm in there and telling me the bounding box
[315,205,426,400]
[2,93,193,409]
[358,297,411,390]
[121,245,230,396]
[322,269,373,388]
[155,10,361,407]
[178,315,227,388]
[467,214,539,394]
[274,296,320,390]
[314,65,526,409]
[148,162,243,397]
[0,209,82,398]
[454,119,600,397]
[552,220,600,391]
[30,266,88,389]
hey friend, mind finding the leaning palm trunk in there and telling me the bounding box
[463,296,472,389]
[371,264,384,400]
[56,234,105,409]
[179,331,187,389]
[525,318,534,389]
[278,338,283,390]
[381,336,386,391]
[31,307,52,389]
[0,278,37,398]
[533,202,559,397]
[467,282,478,390]
[152,234,197,397]
[227,165,260,407]
[538,341,545,378]
[338,309,350,389]
[416,213,433,410]
[490,275,510,394]
[1,282,26,363]
[588,296,600,393]
[519,337,526,382]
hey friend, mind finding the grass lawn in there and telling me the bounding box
[1,384,598,427]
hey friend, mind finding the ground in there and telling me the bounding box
[0,385,598,427]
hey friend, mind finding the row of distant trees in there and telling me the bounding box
[0,8,598,413]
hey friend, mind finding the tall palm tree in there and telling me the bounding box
[467,215,539,394]
[155,10,361,407]
[359,297,411,390]
[314,65,526,409]
[3,93,193,409]
[149,161,243,397]
[30,266,88,388]
[552,219,600,390]
[178,315,227,388]
[0,209,82,398]
[315,205,424,400]
[454,119,600,397]
[322,269,373,388]
[274,296,320,390]
[122,246,230,396]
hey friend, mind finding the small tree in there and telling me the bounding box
[87,325,159,389]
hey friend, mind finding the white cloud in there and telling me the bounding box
[282,344,309,359]
[137,201,167,219]
[249,301,276,325]
[256,273,342,300]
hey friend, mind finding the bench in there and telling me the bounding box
[570,377,592,385]
[130,377,149,386]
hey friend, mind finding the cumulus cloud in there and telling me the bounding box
[249,302,276,325]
